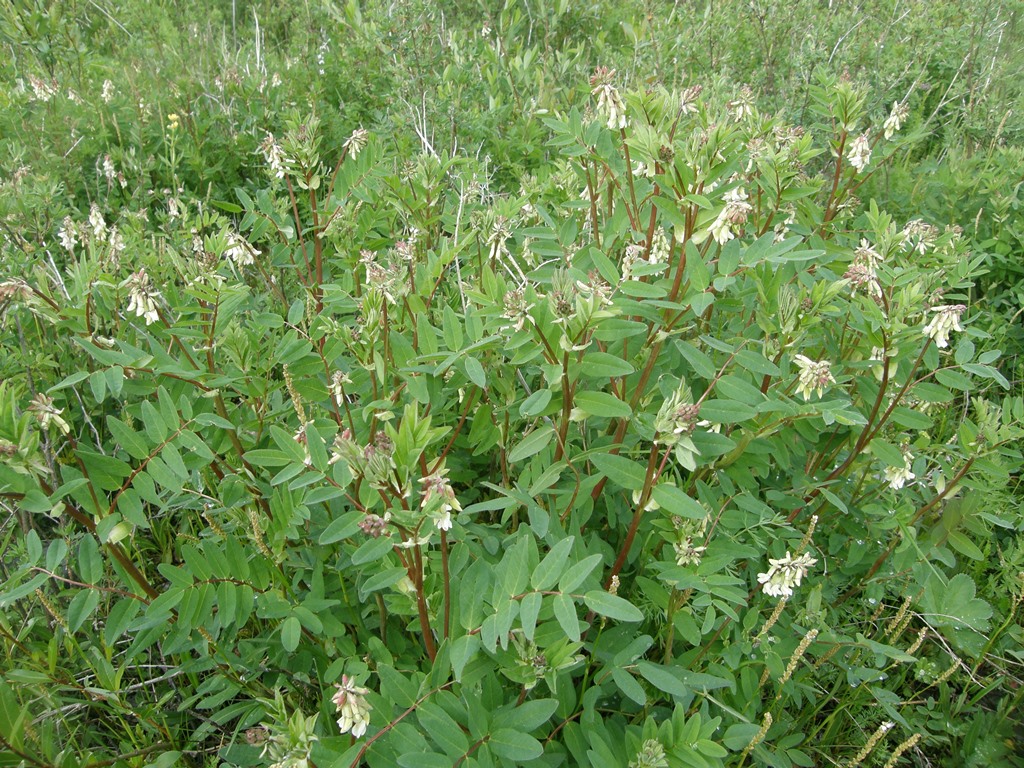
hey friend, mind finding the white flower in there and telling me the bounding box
[225,232,257,266]
[648,227,670,264]
[436,508,453,532]
[923,304,966,348]
[125,268,160,325]
[101,79,115,103]
[846,132,872,172]
[758,552,817,598]
[344,128,369,158]
[29,393,70,434]
[673,538,706,567]
[260,133,287,178]
[709,187,752,245]
[58,217,78,252]
[29,75,56,102]
[883,102,909,140]
[591,68,627,130]
[793,355,835,401]
[332,676,372,738]
[883,455,915,490]
[89,204,107,242]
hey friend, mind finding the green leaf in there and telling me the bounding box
[319,511,366,544]
[698,399,756,423]
[520,389,553,418]
[652,485,705,519]
[553,593,581,642]
[532,536,575,591]
[77,536,102,584]
[869,439,905,468]
[584,590,644,622]
[418,702,468,757]
[451,634,481,681]
[351,536,394,565]
[465,356,487,388]
[574,390,632,419]
[636,661,688,697]
[558,553,603,593]
[508,426,554,463]
[489,729,544,761]
[589,453,646,490]
[612,668,647,705]
[580,352,635,379]
[67,590,100,633]
[280,616,301,652]
[519,592,541,642]
[502,699,558,732]
[359,567,408,597]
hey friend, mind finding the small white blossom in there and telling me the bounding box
[101,79,115,103]
[332,676,372,739]
[225,232,257,266]
[89,204,107,242]
[591,68,627,130]
[344,128,369,158]
[28,75,56,102]
[29,393,70,434]
[709,186,752,245]
[923,304,966,348]
[758,551,817,598]
[794,355,835,401]
[58,217,78,252]
[260,133,287,178]
[883,454,916,490]
[883,102,909,140]
[846,132,872,172]
[124,268,161,325]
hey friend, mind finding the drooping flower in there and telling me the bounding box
[421,467,461,531]
[846,132,872,172]
[758,552,817,598]
[29,393,70,434]
[260,133,287,178]
[332,676,372,738]
[344,128,369,158]
[728,85,755,122]
[709,186,752,245]
[793,355,835,401]
[89,204,107,242]
[883,101,909,140]
[225,232,257,266]
[590,67,627,130]
[124,268,161,325]
[58,217,78,252]
[923,304,966,349]
[883,452,916,490]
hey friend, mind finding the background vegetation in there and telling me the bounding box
[1,1,1022,766]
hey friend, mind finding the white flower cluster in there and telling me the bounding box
[125,268,161,325]
[883,101,909,140]
[709,187,752,245]
[846,132,872,172]
[591,68,627,130]
[794,355,835,401]
[29,393,70,434]
[332,676,372,738]
[225,232,257,266]
[883,452,916,490]
[29,75,57,102]
[101,79,115,103]
[758,551,817,598]
[344,128,369,158]
[923,304,966,348]
[260,133,287,178]
[421,468,461,532]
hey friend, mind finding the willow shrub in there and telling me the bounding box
[1,73,1022,767]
